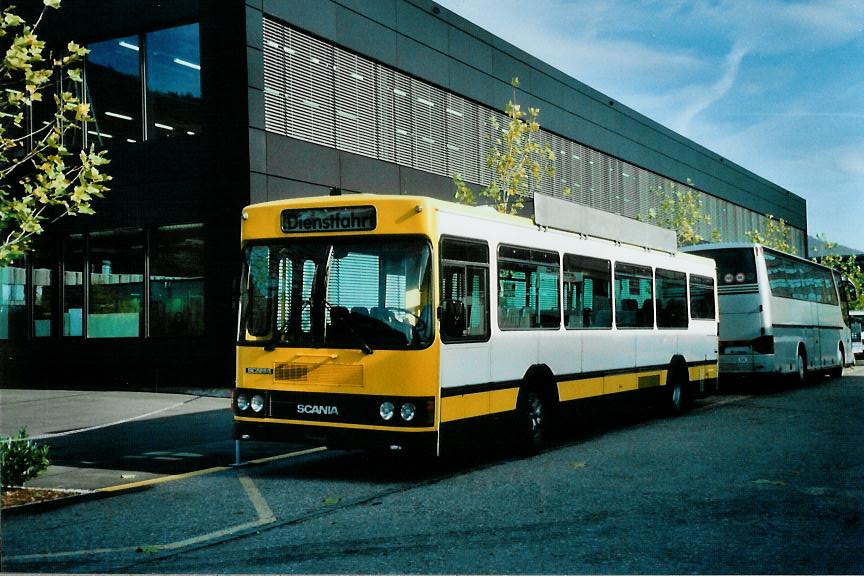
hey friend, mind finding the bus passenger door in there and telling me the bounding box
[439,252,492,419]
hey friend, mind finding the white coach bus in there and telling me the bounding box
[234,194,718,454]
[682,243,856,383]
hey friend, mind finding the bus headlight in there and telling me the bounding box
[379,401,395,421]
[251,394,265,413]
[236,393,249,411]
[400,403,416,422]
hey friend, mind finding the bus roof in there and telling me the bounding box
[244,193,691,254]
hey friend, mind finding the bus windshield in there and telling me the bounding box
[239,236,433,350]
[690,247,757,286]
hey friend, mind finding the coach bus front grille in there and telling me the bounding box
[274,362,364,388]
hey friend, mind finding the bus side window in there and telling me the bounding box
[498,245,560,330]
[563,253,612,329]
[615,263,654,329]
[440,238,489,342]
[656,268,688,328]
[689,274,716,320]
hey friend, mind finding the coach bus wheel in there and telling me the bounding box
[793,350,807,386]
[516,387,550,452]
[829,347,844,378]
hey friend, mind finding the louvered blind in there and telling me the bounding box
[261,17,804,253]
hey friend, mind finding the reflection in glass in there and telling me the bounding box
[146,24,201,139]
[86,35,141,144]
[88,229,144,338]
[150,224,205,337]
[63,234,84,336]
[239,237,433,350]
[32,247,54,337]
[0,259,27,340]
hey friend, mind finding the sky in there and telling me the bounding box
[436,0,864,251]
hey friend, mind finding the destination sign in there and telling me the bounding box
[281,205,377,234]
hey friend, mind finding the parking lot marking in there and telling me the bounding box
[5,474,279,562]
[239,473,275,521]
[97,465,230,492]
[95,446,327,493]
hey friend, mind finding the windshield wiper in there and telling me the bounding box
[326,302,374,355]
[264,298,311,352]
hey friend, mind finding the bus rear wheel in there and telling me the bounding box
[516,387,551,452]
[665,368,689,415]
[829,347,844,378]
[793,349,807,386]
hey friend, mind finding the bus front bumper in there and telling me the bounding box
[233,419,438,452]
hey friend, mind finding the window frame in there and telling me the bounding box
[614,262,654,330]
[655,268,689,330]
[439,236,490,344]
[562,253,612,330]
[689,273,717,320]
[497,244,561,331]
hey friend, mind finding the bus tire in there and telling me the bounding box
[829,345,844,378]
[515,385,552,452]
[665,365,689,415]
[792,347,807,386]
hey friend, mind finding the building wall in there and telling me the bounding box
[1,0,809,390]
[245,0,806,244]
[0,0,249,389]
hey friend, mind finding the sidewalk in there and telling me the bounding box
[0,388,292,494]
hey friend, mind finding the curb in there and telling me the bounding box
[1,488,124,517]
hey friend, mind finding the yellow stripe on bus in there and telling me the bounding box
[440,388,519,423]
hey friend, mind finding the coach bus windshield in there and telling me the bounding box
[239,237,433,351]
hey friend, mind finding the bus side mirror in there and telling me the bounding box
[841,279,858,302]
[440,299,466,337]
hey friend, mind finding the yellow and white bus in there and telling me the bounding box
[233,193,718,454]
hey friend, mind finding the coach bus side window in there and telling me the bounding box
[563,254,611,329]
[440,238,489,342]
[498,245,560,330]
[689,274,716,320]
[656,268,688,328]
[614,263,654,328]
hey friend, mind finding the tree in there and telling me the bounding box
[453,77,564,215]
[744,214,796,255]
[0,0,110,266]
[810,234,864,310]
[640,179,721,246]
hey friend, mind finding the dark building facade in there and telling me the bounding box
[0,0,807,390]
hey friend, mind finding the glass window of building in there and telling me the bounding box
[86,35,142,144]
[146,24,201,139]
[88,229,144,338]
[0,259,27,340]
[32,245,55,337]
[150,224,205,337]
[63,234,84,336]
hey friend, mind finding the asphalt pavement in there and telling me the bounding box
[2,366,862,573]
[0,388,307,494]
